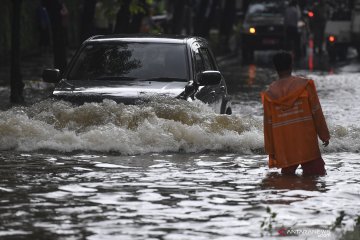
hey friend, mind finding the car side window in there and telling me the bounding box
[194,46,216,75]
[194,50,205,74]
[199,48,215,70]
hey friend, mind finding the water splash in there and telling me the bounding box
[1,82,359,154]
[0,98,263,154]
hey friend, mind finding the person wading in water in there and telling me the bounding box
[261,51,330,175]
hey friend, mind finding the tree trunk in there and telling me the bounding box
[171,0,186,34]
[114,0,131,33]
[43,0,67,73]
[193,0,219,38]
[80,0,97,41]
[219,0,236,53]
[10,0,24,104]
[193,0,208,37]
[203,0,220,38]
[220,0,236,37]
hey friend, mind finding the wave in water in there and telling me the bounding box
[0,97,358,154]
[0,98,263,154]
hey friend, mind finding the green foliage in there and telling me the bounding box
[98,0,154,21]
[98,0,120,22]
[130,0,153,14]
[1,0,159,61]
[260,206,278,236]
[330,212,360,240]
[332,211,346,230]
[355,216,360,226]
[0,0,43,60]
[340,224,360,240]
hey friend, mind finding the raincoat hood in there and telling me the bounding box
[262,77,309,109]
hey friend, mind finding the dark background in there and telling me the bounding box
[0,0,352,104]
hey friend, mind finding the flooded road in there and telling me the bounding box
[1,51,360,239]
[1,151,359,239]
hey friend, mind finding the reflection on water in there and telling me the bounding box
[0,152,359,239]
[308,38,314,72]
[261,172,327,193]
[247,64,256,86]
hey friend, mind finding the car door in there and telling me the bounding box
[192,43,224,113]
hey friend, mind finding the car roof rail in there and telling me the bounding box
[85,35,104,42]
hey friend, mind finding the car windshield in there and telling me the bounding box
[247,0,285,16]
[67,42,188,81]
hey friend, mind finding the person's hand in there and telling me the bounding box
[322,140,329,147]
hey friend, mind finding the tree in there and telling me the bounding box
[10,0,24,104]
[78,0,153,36]
[114,0,132,33]
[114,0,151,34]
[80,0,97,41]
[219,0,236,53]
[43,0,67,73]
[193,0,219,38]
[167,0,186,34]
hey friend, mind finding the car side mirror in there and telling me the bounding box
[42,69,60,83]
[198,71,221,86]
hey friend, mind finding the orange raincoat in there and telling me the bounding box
[261,76,330,168]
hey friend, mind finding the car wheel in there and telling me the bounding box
[221,99,232,115]
[225,107,232,115]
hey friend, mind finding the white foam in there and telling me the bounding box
[1,73,359,155]
[0,98,264,154]
[58,184,97,193]
[94,163,134,169]
[308,73,360,153]
[0,187,14,192]
[308,73,360,126]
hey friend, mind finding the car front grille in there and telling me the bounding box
[254,25,284,34]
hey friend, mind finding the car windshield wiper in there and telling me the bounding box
[139,77,187,82]
[59,79,76,90]
[93,76,136,81]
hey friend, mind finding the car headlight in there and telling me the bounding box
[249,27,256,34]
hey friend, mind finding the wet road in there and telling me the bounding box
[1,151,359,240]
[1,49,360,239]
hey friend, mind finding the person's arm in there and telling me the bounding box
[307,80,330,145]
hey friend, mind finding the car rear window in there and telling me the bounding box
[67,42,188,81]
